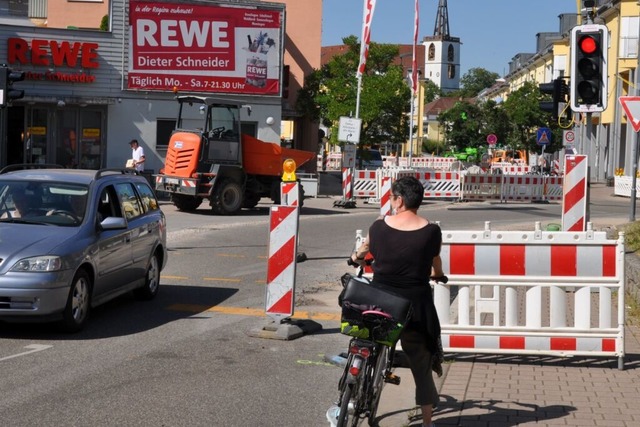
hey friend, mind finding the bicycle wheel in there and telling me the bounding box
[337,382,353,427]
[368,345,389,425]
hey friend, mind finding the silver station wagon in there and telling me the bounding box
[0,166,167,332]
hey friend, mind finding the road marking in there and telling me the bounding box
[167,303,341,321]
[0,344,53,362]
[217,253,246,258]
[203,277,242,283]
[163,275,189,280]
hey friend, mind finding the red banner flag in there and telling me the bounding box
[356,0,377,78]
[411,0,419,94]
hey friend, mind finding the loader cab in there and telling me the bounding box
[174,96,244,167]
[204,103,242,165]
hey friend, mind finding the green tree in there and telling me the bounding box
[456,67,500,98]
[423,79,443,104]
[502,81,562,153]
[296,36,411,151]
[437,101,484,150]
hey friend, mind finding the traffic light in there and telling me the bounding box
[570,24,608,113]
[0,64,25,107]
[539,78,568,120]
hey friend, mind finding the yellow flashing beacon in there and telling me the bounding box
[282,158,297,182]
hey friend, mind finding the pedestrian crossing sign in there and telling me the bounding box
[536,127,551,145]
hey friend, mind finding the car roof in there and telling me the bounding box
[0,168,146,186]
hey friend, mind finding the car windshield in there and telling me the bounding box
[0,181,89,226]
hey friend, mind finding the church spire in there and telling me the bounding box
[433,0,450,38]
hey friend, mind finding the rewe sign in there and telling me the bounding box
[128,0,284,96]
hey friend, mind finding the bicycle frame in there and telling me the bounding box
[335,311,398,427]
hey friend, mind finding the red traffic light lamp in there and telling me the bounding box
[570,24,608,113]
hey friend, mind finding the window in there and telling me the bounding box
[448,64,456,79]
[620,16,639,58]
[115,183,142,220]
[134,182,159,212]
[428,44,435,61]
[447,45,455,62]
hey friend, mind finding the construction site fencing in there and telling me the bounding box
[436,221,626,369]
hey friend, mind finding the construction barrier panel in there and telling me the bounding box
[562,154,588,231]
[613,175,640,198]
[460,174,503,201]
[415,170,461,199]
[341,168,352,200]
[265,205,299,321]
[352,170,377,199]
[501,175,545,202]
[435,221,625,369]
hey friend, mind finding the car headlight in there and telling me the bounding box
[10,256,63,272]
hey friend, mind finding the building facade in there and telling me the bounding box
[0,0,321,172]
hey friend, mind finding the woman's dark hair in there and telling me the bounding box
[392,176,424,209]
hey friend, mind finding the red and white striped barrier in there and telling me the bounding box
[280,182,300,206]
[379,177,391,216]
[544,176,563,201]
[435,221,625,369]
[341,168,353,200]
[265,205,299,320]
[415,171,460,199]
[562,154,588,231]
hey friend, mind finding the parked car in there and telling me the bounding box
[356,149,384,169]
[0,166,167,332]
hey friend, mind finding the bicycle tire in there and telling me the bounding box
[337,382,353,427]
[368,345,389,425]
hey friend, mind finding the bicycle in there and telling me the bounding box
[329,259,409,427]
[328,260,449,427]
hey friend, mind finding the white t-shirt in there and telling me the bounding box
[132,146,145,172]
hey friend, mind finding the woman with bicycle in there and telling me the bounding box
[350,175,445,427]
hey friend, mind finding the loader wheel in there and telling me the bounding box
[242,192,261,209]
[172,194,202,212]
[211,179,243,215]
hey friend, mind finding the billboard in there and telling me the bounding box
[127,1,284,96]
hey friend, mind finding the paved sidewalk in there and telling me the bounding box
[322,181,640,426]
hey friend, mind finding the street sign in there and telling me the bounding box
[536,127,552,145]
[486,133,497,146]
[338,116,362,143]
[562,129,575,146]
[619,96,640,132]
[342,143,356,168]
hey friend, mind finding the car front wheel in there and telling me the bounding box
[60,270,91,333]
[134,253,160,300]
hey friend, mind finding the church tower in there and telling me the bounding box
[422,0,461,92]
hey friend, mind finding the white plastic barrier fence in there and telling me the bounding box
[352,170,377,198]
[460,174,503,201]
[436,221,626,369]
[398,156,456,170]
[614,175,640,198]
[415,171,461,199]
[501,175,544,201]
[460,174,564,203]
[317,153,342,171]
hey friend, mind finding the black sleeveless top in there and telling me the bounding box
[368,219,442,352]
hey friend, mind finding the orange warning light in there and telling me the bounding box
[282,158,297,182]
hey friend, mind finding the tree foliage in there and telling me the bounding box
[296,36,411,149]
[436,80,564,155]
[457,68,500,98]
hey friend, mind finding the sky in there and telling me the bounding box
[322,0,578,77]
